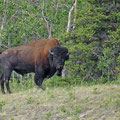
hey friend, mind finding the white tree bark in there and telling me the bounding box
[74,0,78,23]
[0,16,6,49]
[73,0,78,30]
[55,0,60,16]
[42,0,52,38]
[0,0,7,48]
[66,5,74,32]
[67,0,78,32]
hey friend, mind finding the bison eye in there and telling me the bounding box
[53,55,57,59]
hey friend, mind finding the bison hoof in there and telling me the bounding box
[41,88,45,91]
[38,86,45,91]
[7,91,12,94]
[2,91,5,94]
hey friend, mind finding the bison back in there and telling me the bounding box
[26,38,60,48]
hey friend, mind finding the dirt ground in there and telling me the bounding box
[0,85,120,120]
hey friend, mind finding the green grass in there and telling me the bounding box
[45,111,52,120]
[0,84,120,119]
[1,77,120,119]
[6,75,120,94]
[114,99,120,108]
[0,101,5,110]
[68,92,75,100]
[27,97,33,104]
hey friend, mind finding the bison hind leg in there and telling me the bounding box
[1,74,5,94]
[3,68,12,94]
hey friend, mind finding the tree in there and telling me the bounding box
[61,0,120,82]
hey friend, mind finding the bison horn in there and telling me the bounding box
[66,52,70,56]
[49,49,54,55]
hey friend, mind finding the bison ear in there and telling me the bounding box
[48,48,54,62]
[49,49,54,55]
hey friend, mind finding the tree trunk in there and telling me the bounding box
[41,0,52,38]
[66,5,74,32]
[55,0,60,16]
[73,0,78,29]
[0,0,7,49]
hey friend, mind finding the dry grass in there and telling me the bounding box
[0,85,120,120]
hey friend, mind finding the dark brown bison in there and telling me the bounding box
[0,38,69,94]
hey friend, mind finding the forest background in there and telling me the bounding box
[0,0,120,87]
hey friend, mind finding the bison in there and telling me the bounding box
[0,38,69,94]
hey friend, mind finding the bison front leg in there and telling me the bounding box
[34,70,45,90]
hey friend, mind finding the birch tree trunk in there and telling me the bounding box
[66,5,74,32]
[55,0,60,16]
[62,0,78,78]
[0,0,7,48]
[66,0,78,32]
[74,0,78,23]
[73,0,78,29]
[42,0,52,38]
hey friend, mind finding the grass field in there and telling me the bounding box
[0,84,120,120]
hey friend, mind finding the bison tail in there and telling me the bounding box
[0,51,2,54]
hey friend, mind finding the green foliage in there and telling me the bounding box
[45,112,52,120]
[10,74,35,92]
[0,0,72,49]
[0,101,5,110]
[114,99,120,108]
[43,76,84,88]
[10,118,14,120]
[68,92,75,100]
[92,87,99,94]
[61,0,120,82]
[60,106,67,113]
[73,105,82,115]
[27,97,33,104]
[47,91,55,99]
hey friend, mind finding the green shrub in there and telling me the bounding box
[27,97,33,104]
[10,76,35,92]
[0,101,5,110]
[45,112,52,120]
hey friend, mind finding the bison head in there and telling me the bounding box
[48,46,69,76]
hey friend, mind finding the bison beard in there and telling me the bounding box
[0,38,69,94]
